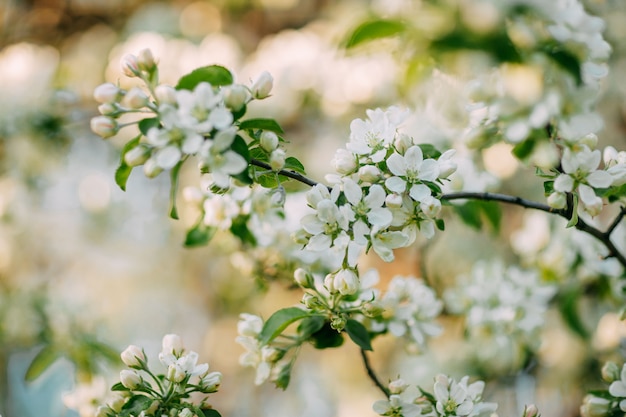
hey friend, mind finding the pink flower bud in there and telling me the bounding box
[98,103,118,116]
[121,54,140,77]
[120,344,145,368]
[90,116,119,138]
[251,71,273,99]
[94,83,121,104]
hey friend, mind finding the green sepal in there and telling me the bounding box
[169,160,184,219]
[238,118,284,134]
[543,180,555,196]
[184,223,216,247]
[115,136,142,191]
[344,319,373,351]
[258,307,311,345]
[176,65,234,90]
[566,195,579,228]
[25,345,60,382]
[345,19,406,49]
[274,361,292,390]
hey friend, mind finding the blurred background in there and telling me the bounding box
[1,0,626,416]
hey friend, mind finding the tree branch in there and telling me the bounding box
[250,158,320,188]
[442,192,626,268]
[360,348,390,398]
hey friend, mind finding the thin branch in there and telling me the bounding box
[606,206,626,236]
[360,349,390,398]
[442,191,626,268]
[249,158,320,187]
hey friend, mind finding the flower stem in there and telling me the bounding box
[360,349,390,398]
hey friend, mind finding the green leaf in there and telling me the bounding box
[25,345,60,382]
[201,409,222,417]
[84,339,121,365]
[557,286,589,339]
[111,382,130,392]
[452,201,501,232]
[115,136,141,191]
[344,319,373,351]
[176,65,234,90]
[230,215,257,246]
[541,43,583,86]
[239,118,284,134]
[258,307,311,345]
[309,322,344,349]
[284,157,306,175]
[431,29,521,63]
[297,316,325,339]
[435,218,445,231]
[274,361,292,390]
[512,138,536,160]
[479,201,502,232]
[169,161,184,219]
[256,173,279,188]
[418,144,442,159]
[543,180,555,196]
[452,202,482,230]
[120,395,153,417]
[602,183,626,203]
[138,117,160,136]
[345,19,406,49]
[184,223,216,247]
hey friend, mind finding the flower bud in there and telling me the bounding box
[137,48,156,72]
[124,144,152,167]
[224,84,250,111]
[123,87,149,109]
[362,301,384,318]
[167,363,186,382]
[143,158,164,178]
[201,371,222,392]
[522,404,540,417]
[121,54,141,77]
[324,272,337,293]
[394,133,413,154]
[155,84,177,105]
[238,313,263,337]
[547,192,566,209]
[601,361,620,382]
[385,193,403,208]
[251,71,273,99]
[580,395,609,417]
[179,408,194,417]
[358,165,381,183]
[333,268,360,295]
[98,103,119,117]
[270,186,286,206]
[95,406,109,417]
[269,149,286,171]
[332,149,357,175]
[146,400,159,415]
[120,344,146,368]
[330,316,347,331]
[120,369,141,389]
[302,293,322,309]
[162,334,184,356]
[438,149,457,179]
[94,83,121,104]
[583,197,603,217]
[90,116,119,138]
[388,379,409,395]
[108,395,125,413]
[292,229,310,245]
[294,268,314,289]
[260,131,279,152]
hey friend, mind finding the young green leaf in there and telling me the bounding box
[25,345,60,382]
[238,118,284,134]
[309,322,344,349]
[297,316,326,339]
[176,65,234,90]
[344,319,373,351]
[138,117,160,135]
[284,157,306,175]
[201,409,223,417]
[184,223,216,247]
[230,215,257,246]
[418,144,442,159]
[115,136,142,191]
[111,382,131,392]
[169,160,184,219]
[120,395,153,416]
[258,307,311,345]
[345,19,406,49]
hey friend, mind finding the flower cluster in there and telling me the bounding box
[96,334,222,417]
[444,260,556,367]
[372,375,501,417]
[297,107,456,297]
[579,362,626,417]
[91,49,275,188]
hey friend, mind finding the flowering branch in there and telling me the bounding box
[250,158,320,188]
[360,349,390,398]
